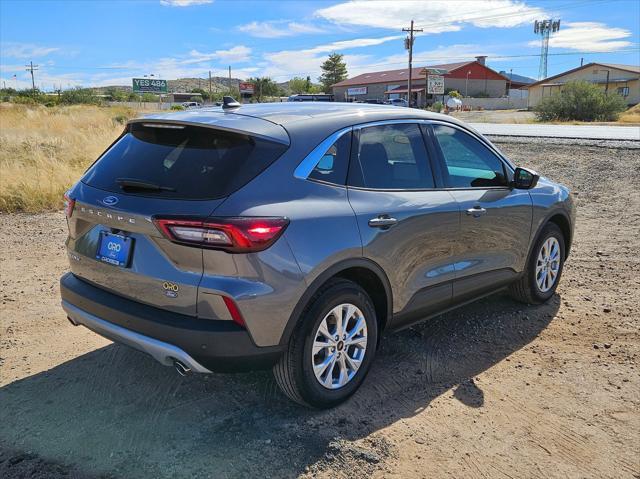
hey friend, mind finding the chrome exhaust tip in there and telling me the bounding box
[173,359,191,376]
[67,316,78,326]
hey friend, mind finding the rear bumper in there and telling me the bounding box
[60,273,282,372]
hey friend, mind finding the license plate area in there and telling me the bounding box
[96,231,133,267]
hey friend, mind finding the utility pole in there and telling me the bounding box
[208,70,212,98]
[402,20,422,107]
[228,66,232,94]
[25,61,39,91]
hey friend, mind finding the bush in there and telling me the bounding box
[535,81,627,122]
[60,88,101,105]
[170,104,184,111]
[431,101,443,112]
[447,90,461,99]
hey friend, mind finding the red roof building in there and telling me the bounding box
[332,57,509,106]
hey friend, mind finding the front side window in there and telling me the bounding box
[433,125,508,188]
[348,123,434,189]
[308,131,352,185]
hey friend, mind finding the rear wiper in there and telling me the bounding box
[116,178,176,192]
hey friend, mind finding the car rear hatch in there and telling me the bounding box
[65,115,289,317]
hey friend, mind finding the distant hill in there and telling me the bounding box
[167,76,241,93]
[94,76,243,94]
[93,76,323,96]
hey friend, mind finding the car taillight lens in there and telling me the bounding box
[153,217,289,253]
[63,192,75,218]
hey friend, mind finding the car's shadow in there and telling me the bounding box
[0,292,559,479]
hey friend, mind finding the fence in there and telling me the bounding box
[459,97,528,110]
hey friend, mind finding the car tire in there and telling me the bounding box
[510,222,565,304]
[273,278,378,408]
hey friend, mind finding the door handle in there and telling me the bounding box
[368,216,398,228]
[466,206,487,218]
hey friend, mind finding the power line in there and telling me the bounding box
[6,48,637,84]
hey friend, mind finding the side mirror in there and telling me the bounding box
[512,167,540,189]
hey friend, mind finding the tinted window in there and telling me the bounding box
[349,124,434,189]
[82,123,288,199]
[308,131,351,185]
[433,125,507,188]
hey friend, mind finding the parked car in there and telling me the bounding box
[61,101,575,408]
[288,94,334,102]
[181,101,201,109]
[388,98,409,107]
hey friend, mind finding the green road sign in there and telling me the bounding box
[132,78,167,93]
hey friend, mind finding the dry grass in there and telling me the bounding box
[0,103,138,212]
[618,104,640,123]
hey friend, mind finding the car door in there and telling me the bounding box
[346,121,460,328]
[428,122,533,301]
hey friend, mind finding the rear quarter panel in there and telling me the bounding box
[206,138,362,347]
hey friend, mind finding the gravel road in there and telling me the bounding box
[1,138,638,479]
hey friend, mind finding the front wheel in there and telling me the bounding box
[510,222,565,304]
[273,279,378,408]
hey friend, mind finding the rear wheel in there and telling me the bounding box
[510,222,565,304]
[273,279,378,408]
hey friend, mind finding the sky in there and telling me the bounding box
[0,0,639,91]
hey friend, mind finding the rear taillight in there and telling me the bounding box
[63,192,75,218]
[153,217,289,253]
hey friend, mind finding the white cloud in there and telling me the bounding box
[160,0,213,6]
[305,35,403,55]
[238,20,325,38]
[316,0,544,31]
[1,42,60,59]
[528,22,633,52]
[183,45,251,64]
[258,35,402,80]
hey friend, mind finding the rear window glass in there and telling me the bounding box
[82,123,288,199]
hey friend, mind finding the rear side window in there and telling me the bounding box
[308,131,351,185]
[348,123,435,189]
[432,125,507,188]
[82,123,288,199]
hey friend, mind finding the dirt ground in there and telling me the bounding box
[1,138,639,479]
[450,108,640,126]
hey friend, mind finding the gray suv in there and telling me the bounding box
[60,101,575,408]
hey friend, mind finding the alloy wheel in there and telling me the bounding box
[536,236,561,293]
[311,303,368,389]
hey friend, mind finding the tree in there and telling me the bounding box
[247,77,281,102]
[535,80,627,122]
[318,52,347,92]
[191,88,210,101]
[289,77,309,94]
[104,87,126,102]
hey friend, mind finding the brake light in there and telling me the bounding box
[153,217,289,253]
[63,192,75,218]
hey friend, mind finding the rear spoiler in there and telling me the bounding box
[128,113,290,146]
